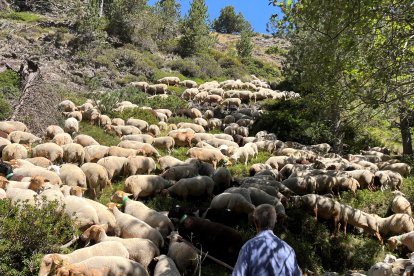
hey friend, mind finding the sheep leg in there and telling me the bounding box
[313,207,318,221]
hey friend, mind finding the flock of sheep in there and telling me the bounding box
[0,74,413,275]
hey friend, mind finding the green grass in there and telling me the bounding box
[98,180,125,205]
[171,147,190,161]
[59,90,88,106]
[208,128,222,134]
[168,116,194,125]
[0,11,42,22]
[228,151,272,178]
[79,121,120,146]
[167,86,186,97]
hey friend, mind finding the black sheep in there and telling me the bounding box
[168,205,243,267]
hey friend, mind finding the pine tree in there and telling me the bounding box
[178,0,211,57]
[236,29,253,58]
[155,0,181,41]
[213,5,250,34]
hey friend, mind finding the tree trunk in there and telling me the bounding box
[330,104,344,154]
[399,104,413,155]
[99,0,104,17]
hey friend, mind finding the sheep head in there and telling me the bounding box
[0,176,9,188]
[81,224,107,242]
[29,175,46,192]
[387,236,401,251]
[110,190,132,204]
[70,186,87,197]
[39,254,63,276]
[106,202,121,211]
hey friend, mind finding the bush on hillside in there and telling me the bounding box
[147,95,188,113]
[252,98,381,152]
[0,95,12,120]
[0,199,76,276]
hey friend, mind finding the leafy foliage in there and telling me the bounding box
[0,200,76,276]
[212,5,251,34]
[177,0,212,57]
[236,29,253,59]
[271,0,414,154]
[154,0,181,42]
[0,69,20,120]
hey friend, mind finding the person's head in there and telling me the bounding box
[253,204,276,232]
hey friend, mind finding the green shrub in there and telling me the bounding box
[59,90,88,106]
[280,212,386,273]
[168,86,186,97]
[0,69,20,120]
[252,99,334,146]
[0,69,20,88]
[147,95,188,113]
[98,180,125,205]
[115,74,142,86]
[169,58,201,78]
[0,95,12,120]
[0,11,42,22]
[265,46,288,56]
[243,58,281,81]
[112,108,158,126]
[0,199,76,276]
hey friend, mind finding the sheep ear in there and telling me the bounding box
[124,192,133,198]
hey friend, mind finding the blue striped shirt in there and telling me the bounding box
[232,230,302,276]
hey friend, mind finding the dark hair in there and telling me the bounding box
[253,204,276,230]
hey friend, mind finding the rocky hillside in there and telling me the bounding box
[0,10,286,136]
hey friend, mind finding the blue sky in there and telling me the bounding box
[148,0,281,34]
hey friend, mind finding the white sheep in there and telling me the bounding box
[64,117,79,135]
[51,133,73,146]
[2,143,28,161]
[45,125,64,139]
[8,131,41,145]
[124,175,172,199]
[62,143,85,165]
[63,195,99,230]
[25,157,52,168]
[158,156,186,172]
[73,134,100,147]
[56,256,149,276]
[153,136,175,155]
[83,145,109,163]
[111,190,174,238]
[388,231,414,252]
[81,224,159,269]
[81,162,111,199]
[58,100,76,112]
[121,134,155,144]
[32,143,63,163]
[59,163,87,188]
[154,255,181,276]
[38,242,130,276]
[391,191,412,215]
[125,155,156,175]
[97,156,128,180]
[108,146,137,158]
[108,204,164,248]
